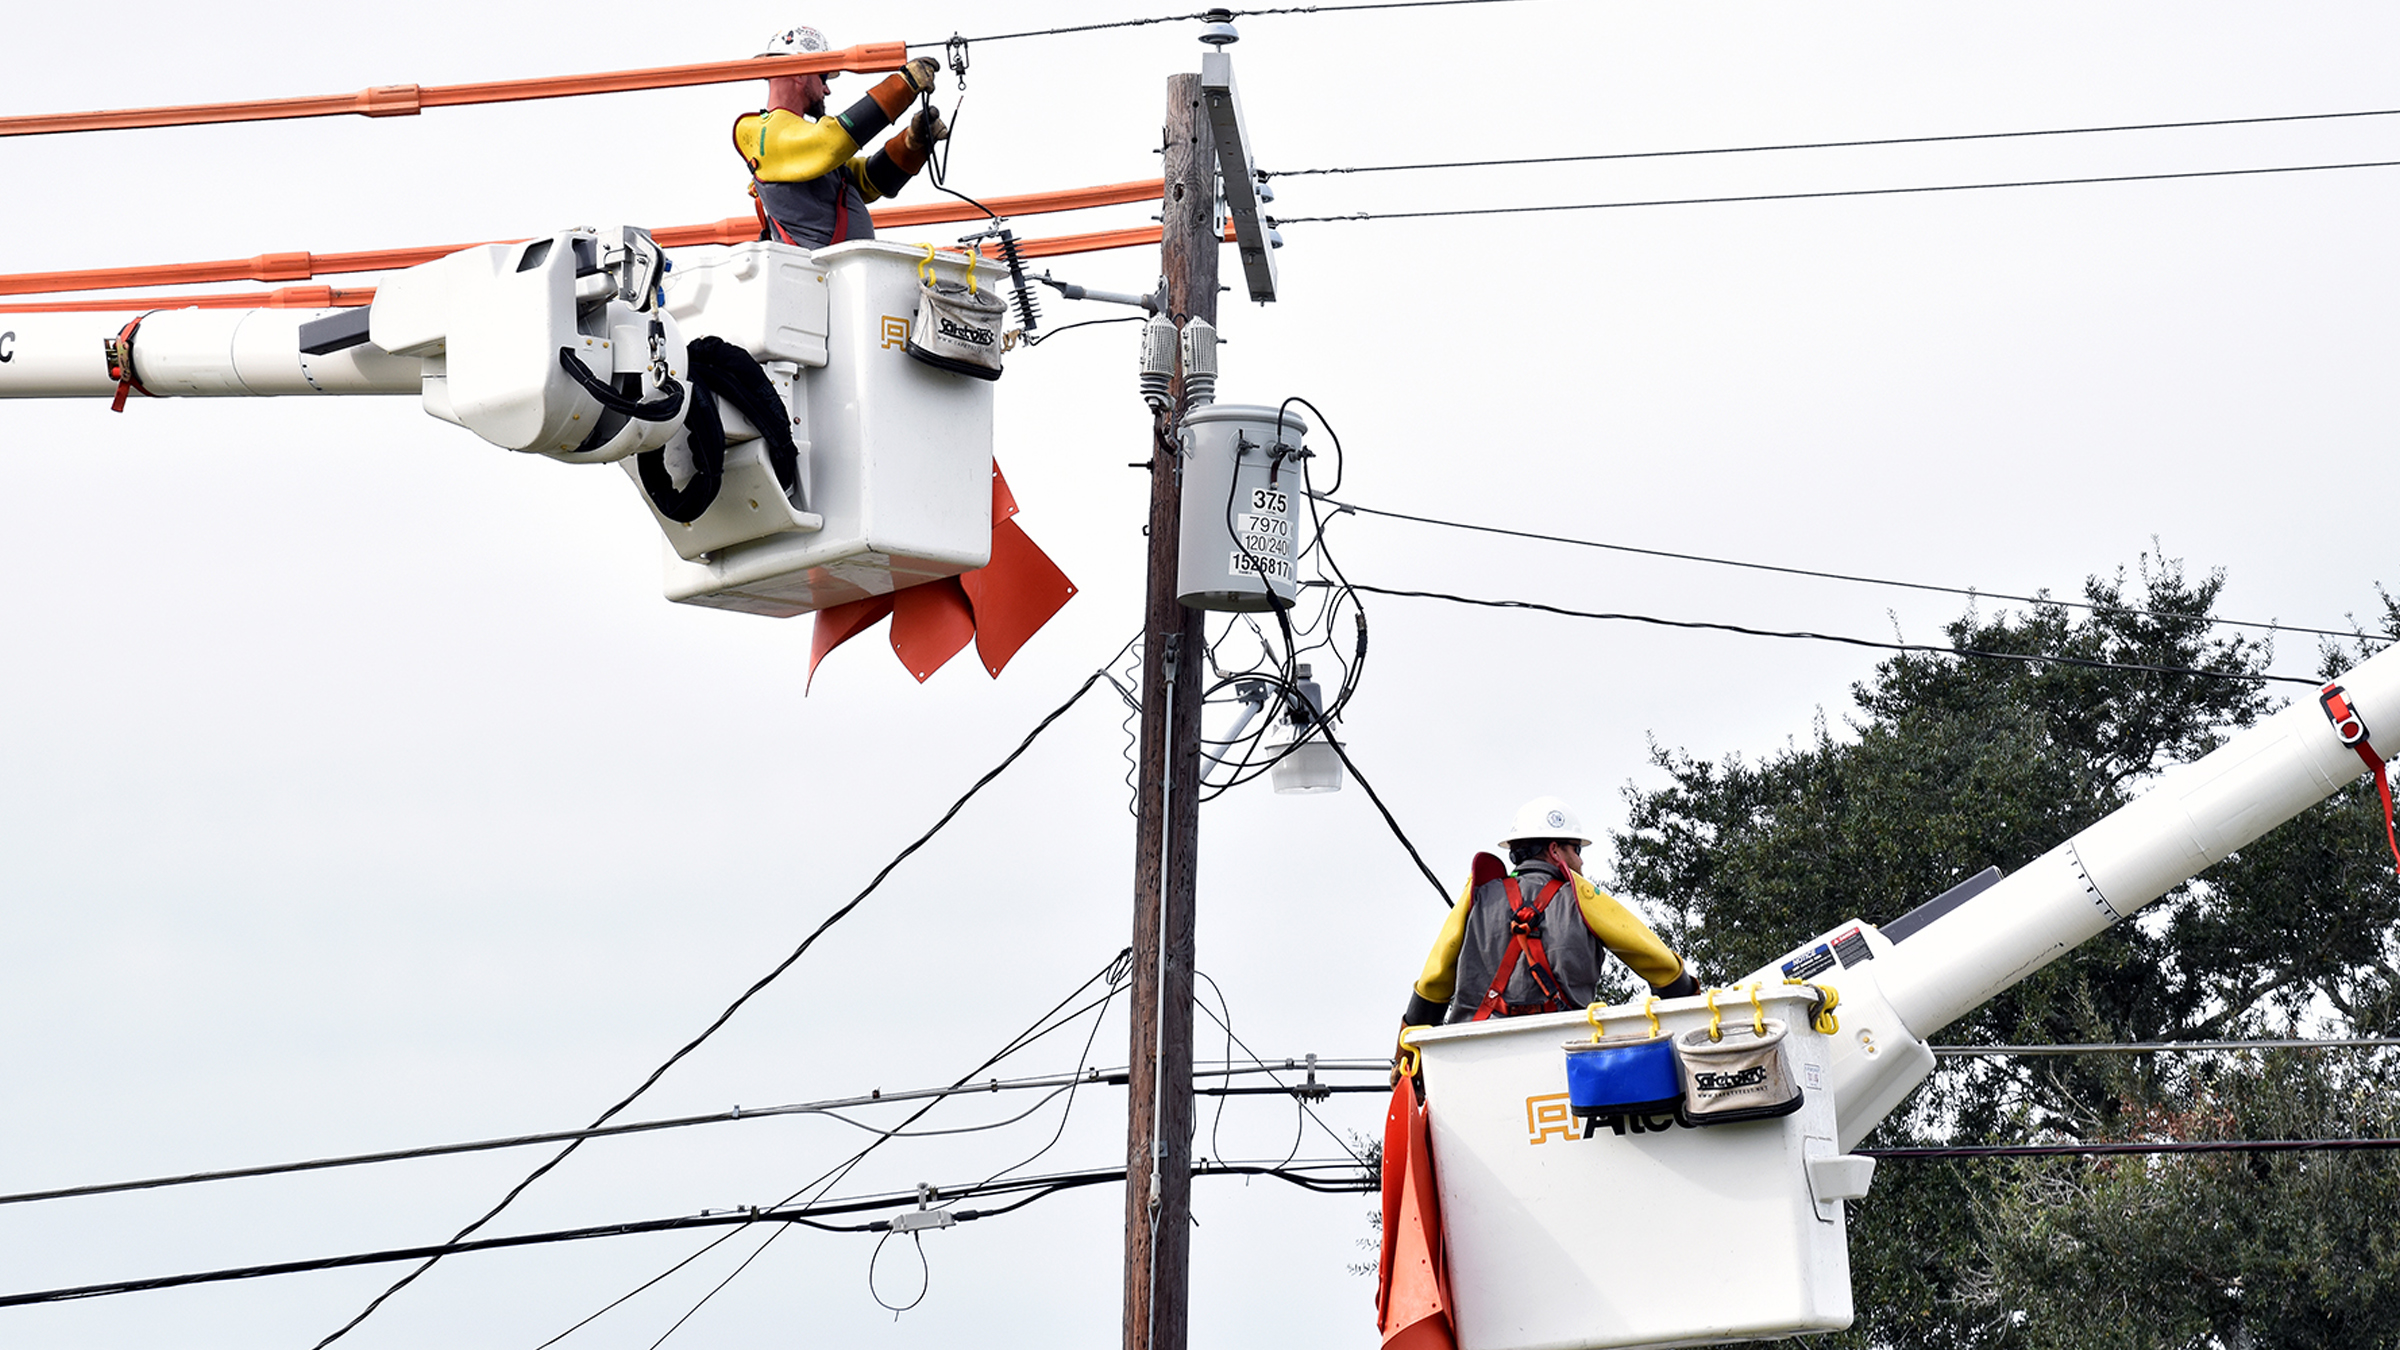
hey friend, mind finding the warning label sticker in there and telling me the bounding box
[1782,943,1835,981]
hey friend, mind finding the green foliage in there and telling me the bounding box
[1978,1052,2400,1350]
[1605,560,2400,1348]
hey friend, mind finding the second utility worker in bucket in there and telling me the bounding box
[1401,798,1701,1042]
[735,26,950,249]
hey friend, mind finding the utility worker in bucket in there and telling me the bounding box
[735,26,951,250]
[1398,797,1700,1059]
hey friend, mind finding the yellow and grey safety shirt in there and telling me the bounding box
[732,71,934,249]
[1402,858,1698,1027]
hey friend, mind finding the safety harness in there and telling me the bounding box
[747,110,858,249]
[2320,681,2400,877]
[1471,873,1573,1021]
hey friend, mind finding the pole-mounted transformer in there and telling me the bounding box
[1175,401,1305,612]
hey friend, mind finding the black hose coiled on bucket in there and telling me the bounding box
[635,336,804,524]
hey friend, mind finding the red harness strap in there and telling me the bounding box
[104,315,156,413]
[744,106,850,249]
[751,174,853,248]
[1471,876,1570,1021]
[2321,681,2400,877]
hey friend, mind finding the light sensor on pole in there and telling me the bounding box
[1270,664,1342,795]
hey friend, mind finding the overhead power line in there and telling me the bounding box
[0,1160,1373,1312]
[311,667,1113,1348]
[935,0,1538,46]
[1338,582,2322,687]
[0,1060,1386,1211]
[1267,105,2400,178]
[1326,499,2369,643]
[1272,157,2400,224]
[1934,1037,2400,1057]
[541,948,1136,1348]
[613,952,1138,1346]
[1866,1137,2400,1160]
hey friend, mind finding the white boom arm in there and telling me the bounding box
[0,307,419,398]
[1760,639,2400,1150]
[0,225,686,463]
[0,232,1009,619]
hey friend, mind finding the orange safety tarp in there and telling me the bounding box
[808,463,1074,690]
[1377,1076,1458,1350]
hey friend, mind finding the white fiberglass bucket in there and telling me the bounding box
[657,240,997,615]
[1410,986,1861,1350]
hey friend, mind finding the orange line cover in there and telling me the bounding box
[0,224,1230,316]
[0,43,906,138]
[0,286,377,315]
[0,181,1169,297]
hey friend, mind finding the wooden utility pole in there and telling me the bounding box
[1124,70,1217,1350]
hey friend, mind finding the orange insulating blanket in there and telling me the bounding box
[808,462,1075,689]
[1377,1076,1458,1350]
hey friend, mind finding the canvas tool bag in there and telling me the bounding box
[1676,1016,1804,1126]
[904,276,1007,381]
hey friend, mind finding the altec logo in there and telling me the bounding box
[1527,1092,1685,1142]
[1526,1093,1575,1145]
[879,315,909,350]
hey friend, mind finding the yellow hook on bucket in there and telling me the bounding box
[1783,978,1843,1034]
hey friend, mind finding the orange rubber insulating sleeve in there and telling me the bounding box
[0,43,907,137]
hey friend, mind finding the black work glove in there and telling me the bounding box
[1656,970,1701,999]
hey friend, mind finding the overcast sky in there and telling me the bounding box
[4,2,2397,1347]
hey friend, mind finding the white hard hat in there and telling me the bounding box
[1500,796,1591,848]
[758,25,838,76]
